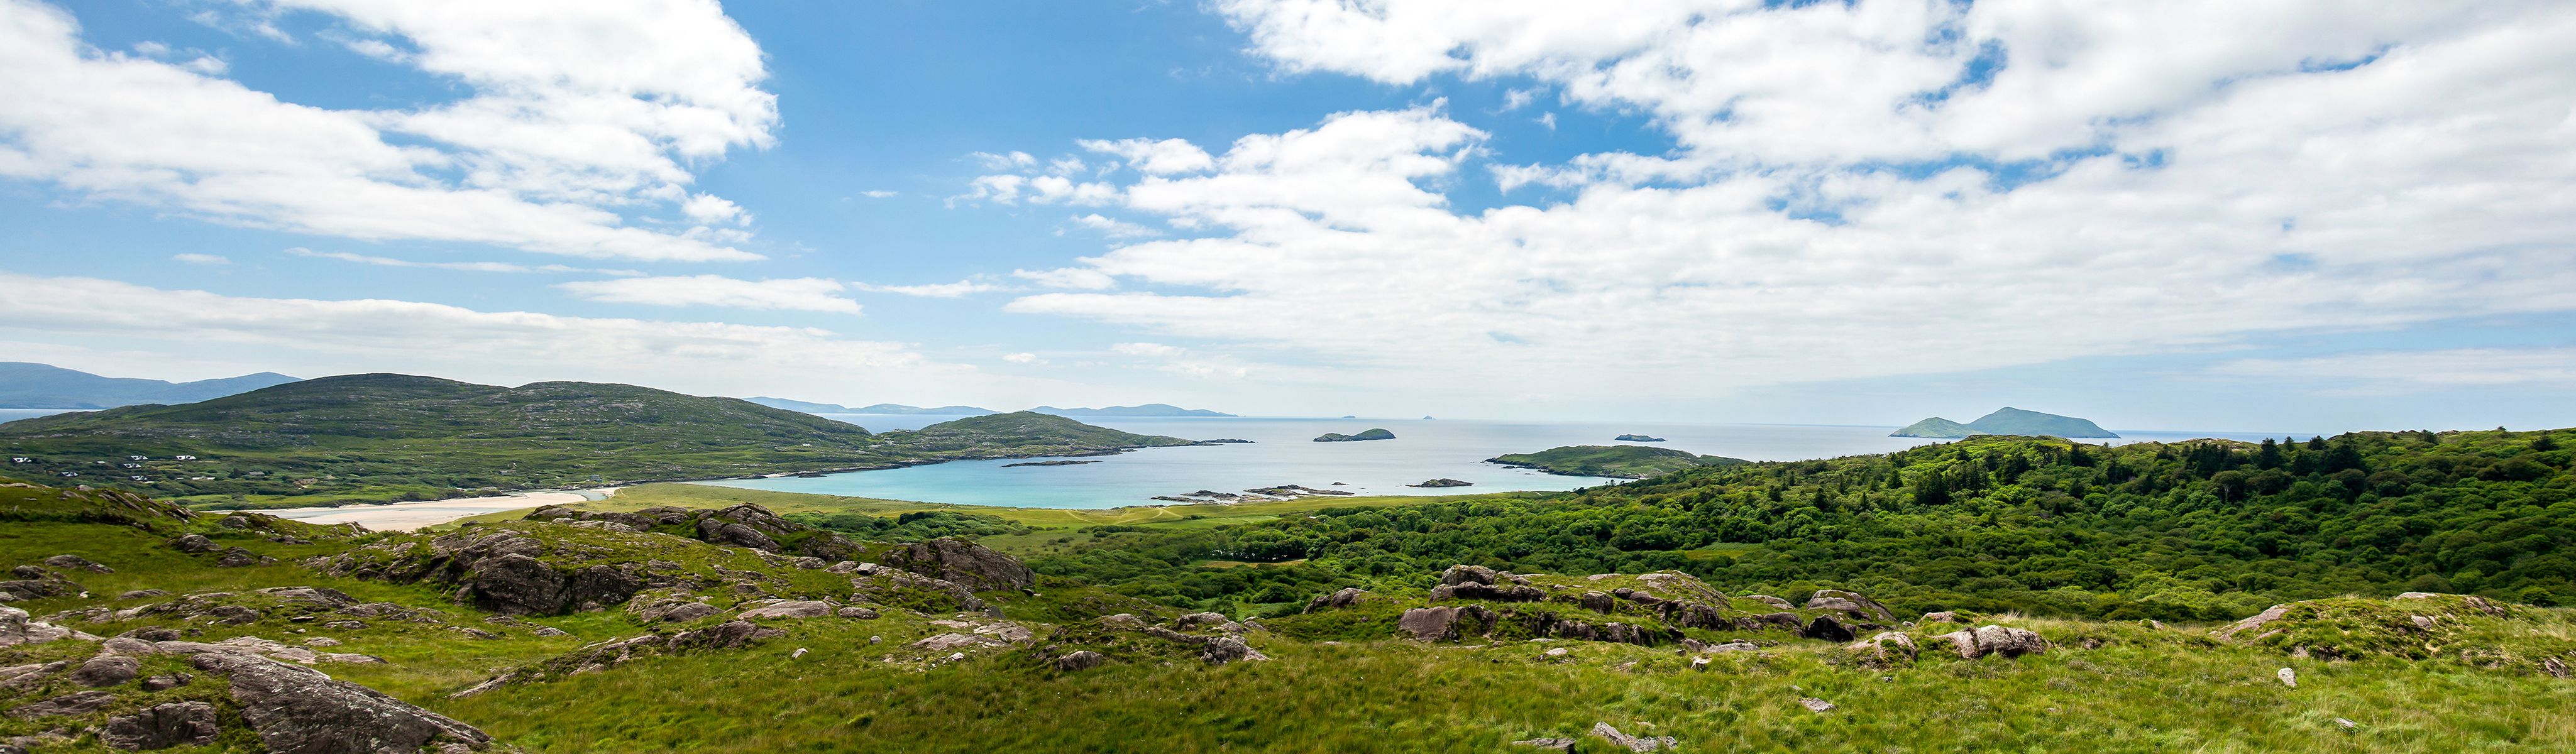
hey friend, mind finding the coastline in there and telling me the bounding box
[222,487,622,532]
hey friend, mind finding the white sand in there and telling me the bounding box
[234,488,621,532]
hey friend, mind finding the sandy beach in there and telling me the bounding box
[235,488,621,532]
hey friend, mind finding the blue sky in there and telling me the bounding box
[3,0,2573,432]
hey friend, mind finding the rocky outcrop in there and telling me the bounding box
[1398,606,1495,642]
[0,606,91,647]
[101,701,219,750]
[1303,587,1368,613]
[166,535,219,554]
[883,538,1035,593]
[193,651,493,753]
[1805,589,1896,623]
[2215,604,2292,641]
[0,566,79,602]
[737,600,835,620]
[1800,615,1856,642]
[1053,650,1106,671]
[1590,722,1677,752]
[454,621,783,697]
[7,690,116,718]
[70,656,138,687]
[39,555,111,574]
[1847,631,1917,667]
[1931,625,2048,659]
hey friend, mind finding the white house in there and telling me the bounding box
[58,471,77,477]
[128,455,147,461]
[8,457,28,463]
[174,454,198,461]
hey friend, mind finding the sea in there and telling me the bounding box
[0,407,2309,511]
[700,415,2309,510]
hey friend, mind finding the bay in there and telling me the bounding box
[700,416,2312,510]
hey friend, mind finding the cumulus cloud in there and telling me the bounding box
[990,2,2576,406]
[1012,267,1117,290]
[1065,214,1161,239]
[0,0,774,262]
[171,253,229,265]
[1077,137,1216,175]
[558,275,864,314]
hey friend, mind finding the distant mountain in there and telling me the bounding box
[746,397,996,415]
[1487,445,1748,479]
[0,362,300,409]
[1032,404,1235,417]
[1891,407,2118,439]
[0,374,1188,506]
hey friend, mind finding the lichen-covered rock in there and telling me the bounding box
[167,535,219,554]
[40,555,111,573]
[1054,650,1106,671]
[1303,587,1368,613]
[101,701,218,750]
[1932,625,2049,659]
[1848,631,1918,667]
[883,538,1035,592]
[192,651,493,753]
[0,606,89,647]
[70,655,140,687]
[1397,606,1495,642]
[1439,565,1500,586]
[6,690,116,718]
[1805,589,1896,623]
[1429,581,1548,602]
[2216,604,2292,640]
[738,601,835,620]
[1590,722,1676,752]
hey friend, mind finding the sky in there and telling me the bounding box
[2,0,2573,432]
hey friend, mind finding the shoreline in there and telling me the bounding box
[221,487,622,532]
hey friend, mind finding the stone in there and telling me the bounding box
[1849,631,1918,667]
[1690,656,1710,671]
[737,601,835,620]
[1197,635,1267,665]
[1510,738,1578,751]
[138,675,191,692]
[1544,647,1570,658]
[1805,589,1897,623]
[2411,615,2437,630]
[2336,718,2358,729]
[214,547,268,567]
[101,701,219,750]
[1054,650,1106,671]
[629,594,719,623]
[2277,667,2298,688]
[116,590,167,600]
[1304,587,1368,613]
[1931,625,2048,660]
[465,554,566,615]
[1742,594,1795,610]
[911,633,998,652]
[41,555,111,573]
[1580,591,1616,613]
[102,637,159,656]
[883,538,1035,591]
[1174,612,1233,630]
[1800,697,1837,713]
[1801,615,1856,643]
[72,655,140,687]
[1397,606,1495,642]
[835,606,880,620]
[168,535,219,554]
[2216,604,2291,640]
[1099,614,1147,630]
[1440,564,1500,586]
[191,652,493,753]
[2545,657,2569,679]
[0,606,86,647]
[1921,611,1962,624]
[8,691,117,718]
[1590,722,1676,752]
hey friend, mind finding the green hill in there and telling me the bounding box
[1487,444,1748,478]
[0,376,1187,507]
[1313,428,1395,442]
[1892,407,2116,439]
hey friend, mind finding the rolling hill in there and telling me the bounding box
[1487,444,1748,478]
[0,374,1187,507]
[1891,407,2117,439]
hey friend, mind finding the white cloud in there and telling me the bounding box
[558,275,864,314]
[1012,267,1116,290]
[858,190,898,198]
[1066,214,1161,239]
[0,0,774,262]
[680,194,748,225]
[171,253,229,265]
[848,279,1004,298]
[1001,352,1045,364]
[1111,342,1182,357]
[1077,137,1216,175]
[995,3,2576,408]
[284,246,634,275]
[971,151,1037,170]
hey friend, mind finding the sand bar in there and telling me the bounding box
[229,488,620,532]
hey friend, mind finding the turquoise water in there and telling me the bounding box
[702,416,2311,510]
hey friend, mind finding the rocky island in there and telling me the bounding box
[1313,429,1396,442]
[1891,407,2118,439]
[1489,444,1747,479]
[1614,434,1666,442]
[1408,478,1473,488]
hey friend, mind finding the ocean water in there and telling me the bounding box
[701,416,2311,510]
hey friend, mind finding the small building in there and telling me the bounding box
[128,455,147,461]
[120,463,142,469]
[58,471,77,477]
[244,471,266,476]
[8,457,28,463]
[129,475,147,481]
[174,454,198,461]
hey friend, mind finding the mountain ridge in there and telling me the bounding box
[0,361,300,409]
[1892,407,2118,439]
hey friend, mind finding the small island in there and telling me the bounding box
[1409,478,1473,488]
[1891,407,2118,439]
[1487,444,1747,479]
[999,459,1101,467]
[1196,439,1255,444]
[1614,434,1666,442]
[1313,428,1396,442]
